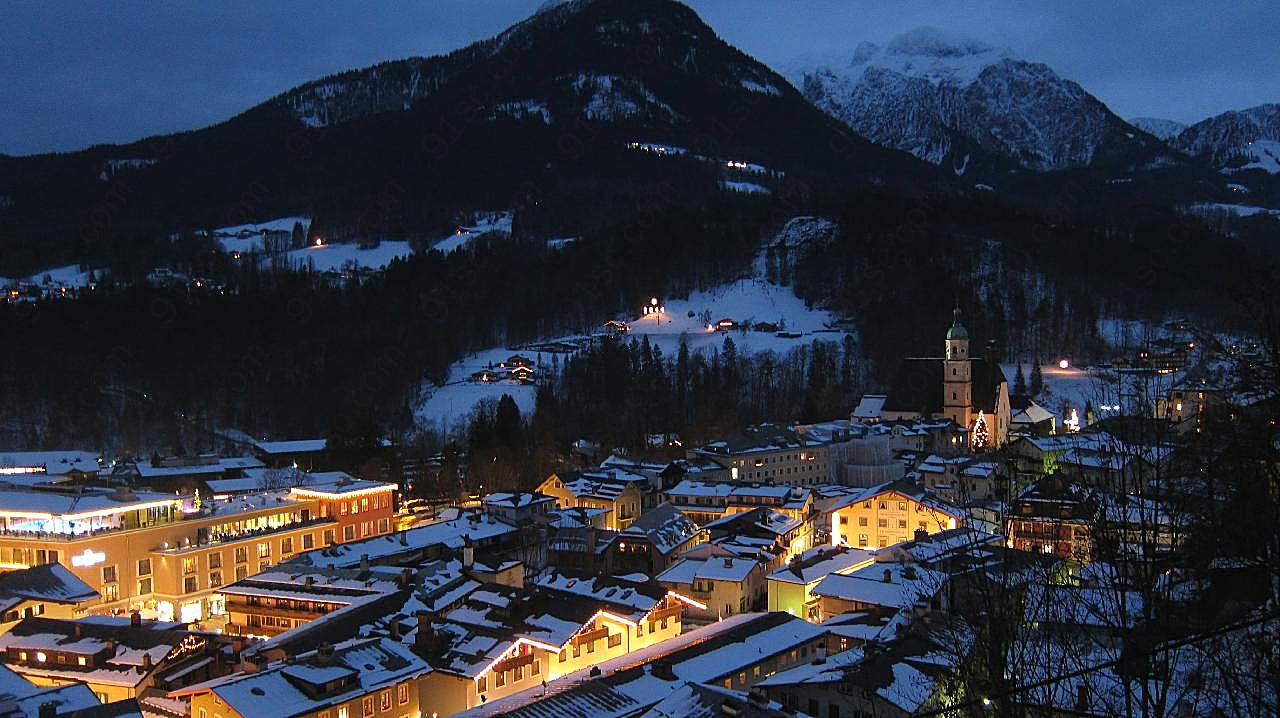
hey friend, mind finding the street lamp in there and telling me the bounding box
[1058,359,1070,370]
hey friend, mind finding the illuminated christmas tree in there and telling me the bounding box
[972,410,990,450]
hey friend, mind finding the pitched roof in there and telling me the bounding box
[0,564,99,605]
[619,503,701,555]
[881,357,1006,415]
[175,638,428,718]
[657,556,758,585]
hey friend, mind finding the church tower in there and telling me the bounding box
[942,305,972,428]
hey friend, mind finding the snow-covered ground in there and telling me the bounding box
[1002,362,1184,424]
[430,211,514,254]
[1223,139,1280,174]
[721,180,770,194]
[285,241,413,273]
[214,216,311,254]
[414,217,849,435]
[415,347,544,435]
[5,264,104,288]
[1184,202,1280,218]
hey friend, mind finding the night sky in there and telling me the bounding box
[2,0,1276,155]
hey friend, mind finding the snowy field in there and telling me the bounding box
[285,241,413,272]
[721,180,770,194]
[430,211,513,254]
[1223,139,1280,174]
[214,216,311,254]
[6,264,103,288]
[414,218,850,435]
[1184,202,1280,218]
[1003,360,1187,424]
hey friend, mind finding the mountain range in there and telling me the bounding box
[1,0,1275,448]
[0,0,1276,278]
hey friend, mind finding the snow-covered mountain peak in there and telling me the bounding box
[1172,103,1280,174]
[789,27,1160,172]
[885,26,1004,60]
[848,27,1013,86]
[1129,117,1187,141]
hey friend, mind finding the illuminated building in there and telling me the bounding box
[538,470,645,531]
[0,614,225,703]
[766,545,875,620]
[689,424,831,486]
[656,556,764,625]
[879,307,1012,448]
[0,564,100,632]
[664,480,813,527]
[826,480,963,550]
[218,568,407,639]
[174,637,429,718]
[0,476,396,626]
[417,572,693,716]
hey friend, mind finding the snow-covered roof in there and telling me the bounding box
[173,638,428,718]
[758,633,958,713]
[767,545,875,585]
[289,512,515,568]
[637,682,792,718]
[0,564,99,604]
[825,479,962,518]
[853,394,888,419]
[254,438,327,454]
[618,503,702,556]
[217,568,401,606]
[0,617,204,689]
[657,556,758,585]
[0,451,100,475]
[291,473,396,496]
[482,491,555,509]
[0,487,177,518]
[135,455,263,478]
[533,571,668,616]
[810,562,947,609]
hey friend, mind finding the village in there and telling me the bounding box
[0,306,1272,718]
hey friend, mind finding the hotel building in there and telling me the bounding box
[0,475,396,627]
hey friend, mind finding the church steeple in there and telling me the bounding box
[945,303,969,359]
[943,304,973,430]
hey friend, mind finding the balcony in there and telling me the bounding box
[152,516,335,554]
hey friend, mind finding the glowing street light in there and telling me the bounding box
[1058,359,1070,370]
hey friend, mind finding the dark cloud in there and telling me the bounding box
[2,0,1276,155]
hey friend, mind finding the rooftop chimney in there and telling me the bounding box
[130,611,142,628]
[37,702,57,718]
[462,536,474,569]
[359,554,370,572]
[913,528,929,543]
[315,642,336,665]
[243,653,267,674]
[882,569,893,583]
[723,558,734,569]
